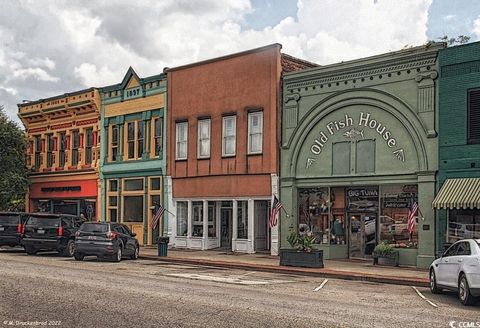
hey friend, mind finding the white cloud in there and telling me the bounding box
[473,15,480,38]
[0,86,18,96]
[0,0,434,123]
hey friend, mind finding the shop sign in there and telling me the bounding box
[41,186,81,192]
[309,112,405,162]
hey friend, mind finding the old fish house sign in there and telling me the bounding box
[310,112,405,162]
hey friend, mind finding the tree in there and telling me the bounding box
[0,105,28,211]
[438,35,471,46]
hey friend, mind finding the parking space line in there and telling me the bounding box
[314,279,328,292]
[412,286,438,308]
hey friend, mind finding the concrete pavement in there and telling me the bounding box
[139,247,430,287]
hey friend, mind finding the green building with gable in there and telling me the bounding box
[280,43,445,268]
[99,68,167,246]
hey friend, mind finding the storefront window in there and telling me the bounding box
[123,196,143,222]
[330,187,346,245]
[150,177,161,191]
[379,185,418,247]
[176,201,187,236]
[109,179,118,192]
[237,201,248,239]
[298,188,330,244]
[208,201,217,237]
[192,201,203,237]
[447,209,480,243]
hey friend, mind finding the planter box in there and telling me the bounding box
[373,251,399,267]
[280,249,324,268]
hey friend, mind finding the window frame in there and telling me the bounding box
[152,117,163,158]
[197,118,211,159]
[110,124,119,162]
[247,111,263,155]
[176,121,188,160]
[467,88,480,144]
[222,115,236,157]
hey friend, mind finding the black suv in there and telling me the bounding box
[74,222,139,262]
[22,213,85,256]
[0,212,29,247]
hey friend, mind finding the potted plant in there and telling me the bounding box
[373,241,399,266]
[280,230,324,268]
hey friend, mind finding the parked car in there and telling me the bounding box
[429,239,480,305]
[22,213,85,256]
[0,212,29,247]
[74,222,139,262]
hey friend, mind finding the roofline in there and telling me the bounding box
[285,42,446,78]
[100,72,166,93]
[18,87,97,108]
[165,43,282,73]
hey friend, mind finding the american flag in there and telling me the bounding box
[151,203,166,230]
[269,195,284,228]
[407,201,418,234]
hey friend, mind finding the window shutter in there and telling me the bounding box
[468,89,480,143]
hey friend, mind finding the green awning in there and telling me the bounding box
[432,178,480,209]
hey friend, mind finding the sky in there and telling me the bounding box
[1,0,479,125]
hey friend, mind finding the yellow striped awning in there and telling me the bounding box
[432,178,480,209]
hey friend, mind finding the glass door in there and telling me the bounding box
[220,208,232,249]
[349,213,377,258]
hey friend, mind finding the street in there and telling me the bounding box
[0,248,479,328]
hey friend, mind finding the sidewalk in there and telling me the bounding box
[139,247,430,287]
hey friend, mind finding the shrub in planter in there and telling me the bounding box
[373,241,399,266]
[281,230,323,268]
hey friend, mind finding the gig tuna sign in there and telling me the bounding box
[309,112,405,162]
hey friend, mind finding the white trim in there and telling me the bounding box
[175,121,188,160]
[222,116,236,157]
[197,119,211,159]
[247,111,263,154]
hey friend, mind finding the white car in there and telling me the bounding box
[429,239,480,305]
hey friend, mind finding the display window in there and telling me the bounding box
[447,209,480,243]
[298,187,330,244]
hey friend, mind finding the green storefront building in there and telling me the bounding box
[280,43,445,268]
[100,68,167,246]
[433,41,480,251]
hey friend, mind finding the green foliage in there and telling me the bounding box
[373,241,396,256]
[0,105,28,211]
[438,35,471,46]
[287,229,316,252]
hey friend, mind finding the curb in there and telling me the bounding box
[139,254,429,287]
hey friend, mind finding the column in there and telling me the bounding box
[202,200,208,250]
[248,199,255,253]
[416,172,437,268]
[232,200,238,252]
[187,200,192,239]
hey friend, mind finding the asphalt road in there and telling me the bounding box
[0,248,479,328]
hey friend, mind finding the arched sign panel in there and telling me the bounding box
[295,104,419,177]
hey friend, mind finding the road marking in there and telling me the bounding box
[167,273,270,285]
[314,279,328,291]
[412,286,438,308]
[240,271,257,277]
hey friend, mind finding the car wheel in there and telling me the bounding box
[114,246,122,262]
[25,246,37,255]
[62,240,75,257]
[429,269,442,294]
[131,246,139,260]
[458,274,476,306]
[74,252,84,261]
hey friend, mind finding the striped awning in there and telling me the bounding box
[432,178,480,209]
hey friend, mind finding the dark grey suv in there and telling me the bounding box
[0,212,29,247]
[22,213,85,256]
[74,222,139,262]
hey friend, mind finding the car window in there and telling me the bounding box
[26,216,60,227]
[62,218,74,228]
[121,225,133,236]
[113,225,125,234]
[443,243,458,257]
[457,242,471,256]
[81,223,108,233]
[0,214,20,225]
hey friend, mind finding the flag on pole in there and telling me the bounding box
[407,201,418,234]
[151,203,166,229]
[269,195,284,228]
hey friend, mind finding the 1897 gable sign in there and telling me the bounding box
[309,112,405,162]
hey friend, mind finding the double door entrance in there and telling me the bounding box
[348,213,377,258]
